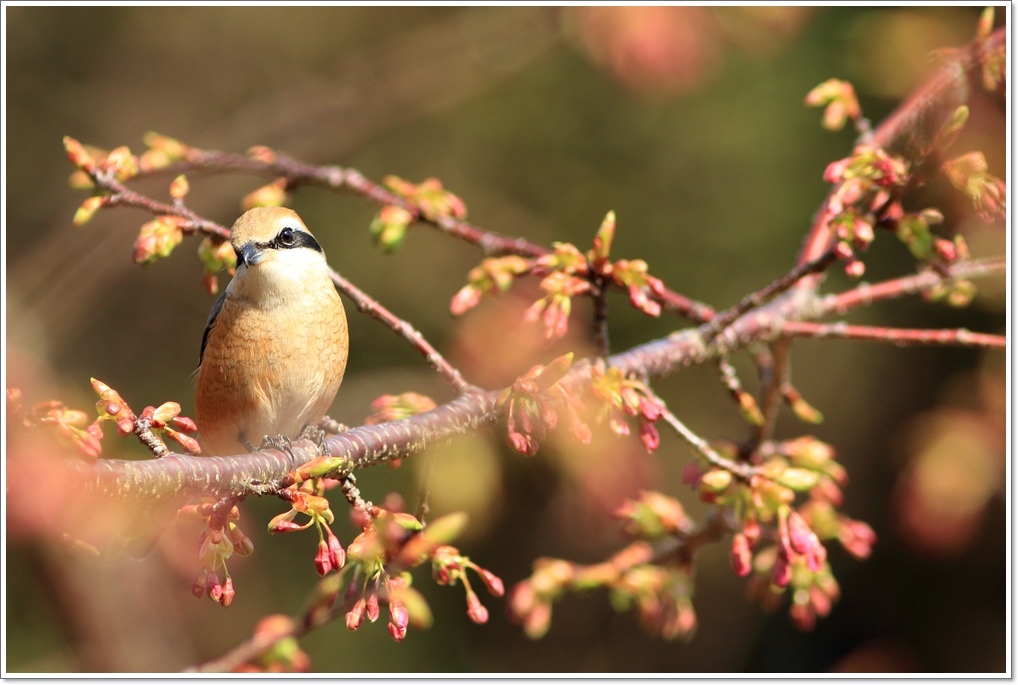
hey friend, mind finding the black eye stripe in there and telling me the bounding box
[262,225,323,253]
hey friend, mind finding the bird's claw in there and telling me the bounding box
[260,433,294,458]
[299,424,330,456]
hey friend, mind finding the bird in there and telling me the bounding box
[195,207,348,456]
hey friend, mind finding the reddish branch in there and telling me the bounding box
[818,257,1004,315]
[781,321,1005,349]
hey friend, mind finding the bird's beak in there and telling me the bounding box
[237,243,265,268]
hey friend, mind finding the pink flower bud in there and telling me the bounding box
[116,417,134,436]
[450,285,483,316]
[366,593,380,623]
[206,572,223,602]
[389,600,410,631]
[387,621,407,642]
[742,517,760,547]
[730,533,753,577]
[844,258,865,278]
[477,567,505,597]
[346,598,366,631]
[839,519,877,559]
[508,582,536,620]
[771,551,792,587]
[219,576,235,607]
[639,419,660,453]
[786,510,817,556]
[172,416,198,433]
[466,589,489,624]
[314,540,332,576]
[327,533,346,570]
[790,598,816,631]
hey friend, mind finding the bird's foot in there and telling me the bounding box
[299,424,331,456]
[259,433,294,458]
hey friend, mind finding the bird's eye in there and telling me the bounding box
[278,227,297,247]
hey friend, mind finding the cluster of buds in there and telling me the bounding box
[197,235,238,295]
[507,557,574,639]
[90,378,201,456]
[450,211,669,340]
[242,177,289,210]
[510,492,697,641]
[179,502,254,608]
[880,203,975,306]
[976,7,1004,92]
[747,542,841,631]
[63,136,140,184]
[236,615,309,673]
[139,132,195,172]
[614,562,698,641]
[509,541,697,642]
[687,435,875,630]
[430,544,506,625]
[942,151,1007,223]
[365,392,437,425]
[821,144,909,277]
[524,212,667,339]
[7,387,104,460]
[496,353,590,456]
[322,506,502,642]
[268,478,346,577]
[449,255,533,316]
[133,215,186,265]
[370,176,467,252]
[804,78,862,132]
[614,490,694,541]
[589,361,665,453]
[522,269,592,341]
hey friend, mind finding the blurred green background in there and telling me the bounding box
[5,5,1007,674]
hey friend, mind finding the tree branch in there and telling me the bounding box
[781,321,1005,349]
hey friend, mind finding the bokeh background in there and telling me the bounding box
[4,5,1007,674]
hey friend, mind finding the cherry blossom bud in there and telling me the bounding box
[366,593,380,623]
[314,539,332,576]
[220,576,235,607]
[844,258,865,278]
[466,589,489,624]
[786,510,817,556]
[387,621,407,642]
[327,533,346,570]
[771,551,792,587]
[839,519,877,559]
[477,567,505,597]
[699,469,732,493]
[73,196,104,227]
[730,533,753,577]
[206,571,223,602]
[346,598,366,631]
[639,419,660,453]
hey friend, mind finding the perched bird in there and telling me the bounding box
[195,207,348,456]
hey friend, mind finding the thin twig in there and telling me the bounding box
[704,248,840,342]
[819,257,1005,316]
[646,389,755,480]
[781,321,1005,349]
[752,337,791,448]
[328,268,472,394]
